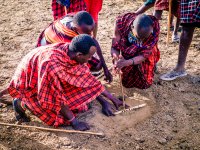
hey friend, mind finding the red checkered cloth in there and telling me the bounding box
[36,15,100,70]
[112,13,160,89]
[8,43,104,127]
[154,0,180,17]
[52,0,86,21]
[84,0,103,23]
[180,0,200,24]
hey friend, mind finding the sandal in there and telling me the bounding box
[160,70,187,81]
[172,34,180,42]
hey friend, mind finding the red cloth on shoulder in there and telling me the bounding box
[8,43,104,126]
[112,13,160,89]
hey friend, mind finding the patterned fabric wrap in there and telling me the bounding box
[154,0,180,17]
[8,43,104,127]
[36,15,100,69]
[112,13,160,89]
[180,0,200,23]
[52,0,86,20]
[84,0,103,23]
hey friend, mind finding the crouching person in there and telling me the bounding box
[111,13,160,89]
[0,35,122,131]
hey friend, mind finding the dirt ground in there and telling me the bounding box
[0,0,200,149]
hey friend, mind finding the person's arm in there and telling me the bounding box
[135,3,154,15]
[115,55,146,71]
[97,89,128,116]
[60,105,90,131]
[93,38,113,83]
[100,90,125,109]
[96,96,115,116]
[111,23,121,59]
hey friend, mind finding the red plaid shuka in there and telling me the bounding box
[52,0,86,20]
[36,15,100,69]
[180,0,200,24]
[154,0,180,17]
[112,13,160,89]
[8,43,104,127]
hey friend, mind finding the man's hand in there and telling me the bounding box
[71,119,90,131]
[101,101,115,116]
[115,56,132,71]
[112,52,120,64]
[103,69,113,83]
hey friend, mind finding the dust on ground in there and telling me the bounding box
[0,0,200,149]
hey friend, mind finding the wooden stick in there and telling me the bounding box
[119,74,125,109]
[114,103,146,115]
[167,0,172,45]
[119,50,125,110]
[0,122,104,136]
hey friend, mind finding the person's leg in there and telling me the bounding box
[160,26,195,81]
[172,17,181,42]
[174,26,195,71]
[89,0,102,38]
[170,15,174,27]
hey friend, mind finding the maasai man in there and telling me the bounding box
[111,13,160,89]
[52,0,103,38]
[135,0,177,35]
[160,0,200,81]
[37,11,112,82]
[0,35,123,131]
[154,0,180,42]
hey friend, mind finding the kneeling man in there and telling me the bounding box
[0,35,122,131]
[111,13,160,89]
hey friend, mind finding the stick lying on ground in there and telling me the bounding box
[0,122,104,136]
[114,103,147,115]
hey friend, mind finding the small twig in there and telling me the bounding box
[114,103,146,115]
[0,122,104,136]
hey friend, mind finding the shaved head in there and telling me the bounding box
[133,14,153,40]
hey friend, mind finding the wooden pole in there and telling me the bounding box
[167,0,172,45]
[119,51,125,110]
[64,6,67,14]
[119,74,125,109]
[0,122,104,136]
